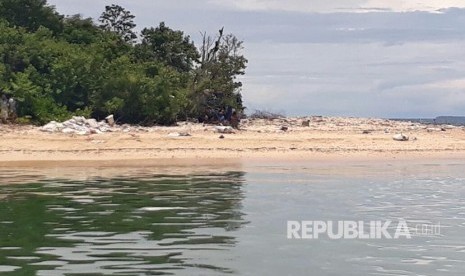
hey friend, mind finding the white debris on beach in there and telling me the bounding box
[240,116,464,134]
[37,115,465,137]
[392,133,409,141]
[41,116,115,135]
[214,126,234,134]
[168,132,191,137]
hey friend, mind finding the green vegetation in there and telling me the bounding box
[0,0,247,125]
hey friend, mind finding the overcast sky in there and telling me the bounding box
[47,0,465,118]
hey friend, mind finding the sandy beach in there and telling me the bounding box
[1,116,465,164]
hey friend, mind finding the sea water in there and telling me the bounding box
[0,161,464,275]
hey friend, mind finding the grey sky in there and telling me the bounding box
[47,0,465,118]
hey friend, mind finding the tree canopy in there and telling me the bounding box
[0,0,63,33]
[0,0,247,125]
[137,22,199,73]
[98,4,137,43]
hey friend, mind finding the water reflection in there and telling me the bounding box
[0,171,247,275]
[2,161,465,275]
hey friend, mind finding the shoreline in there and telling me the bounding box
[1,116,465,165]
[1,149,465,165]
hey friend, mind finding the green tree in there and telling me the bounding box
[62,14,102,45]
[189,29,247,117]
[99,4,137,43]
[11,66,70,124]
[0,0,63,33]
[136,22,199,72]
[0,23,95,122]
[0,4,248,126]
[91,56,186,125]
[0,20,26,77]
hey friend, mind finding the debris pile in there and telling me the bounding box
[41,116,114,135]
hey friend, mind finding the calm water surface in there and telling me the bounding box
[0,161,464,275]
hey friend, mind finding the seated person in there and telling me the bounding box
[230,111,240,129]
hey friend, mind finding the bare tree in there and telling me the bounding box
[189,28,247,118]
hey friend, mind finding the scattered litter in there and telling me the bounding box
[393,133,409,141]
[214,126,234,134]
[168,132,191,137]
[106,114,115,127]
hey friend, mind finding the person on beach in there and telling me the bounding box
[1,94,8,123]
[225,106,233,121]
[8,97,17,122]
[218,109,226,123]
[230,111,240,129]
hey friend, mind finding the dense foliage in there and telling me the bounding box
[0,0,247,125]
